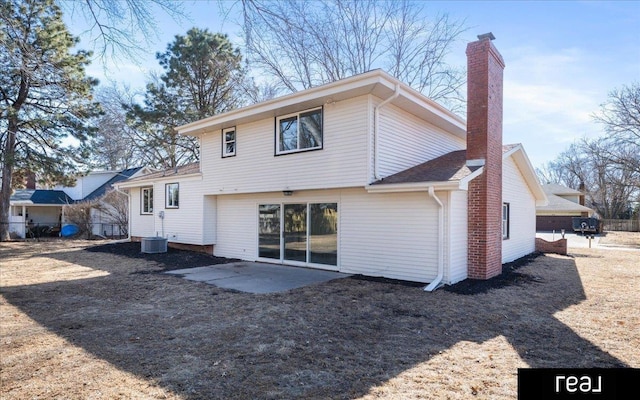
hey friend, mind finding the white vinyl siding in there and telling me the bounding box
[199,96,370,195]
[216,195,259,260]
[202,195,217,244]
[502,156,537,263]
[447,190,468,284]
[130,187,155,238]
[339,188,439,283]
[376,101,466,179]
[214,188,441,284]
[129,177,209,246]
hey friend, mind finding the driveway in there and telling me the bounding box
[536,231,602,249]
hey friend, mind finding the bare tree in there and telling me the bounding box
[59,0,187,63]
[538,137,639,219]
[93,189,129,237]
[63,201,93,239]
[84,84,142,170]
[591,82,640,177]
[235,0,467,112]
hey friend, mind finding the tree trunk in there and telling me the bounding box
[0,119,17,241]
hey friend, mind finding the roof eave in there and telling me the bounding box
[177,70,466,139]
[365,180,462,193]
[115,172,203,188]
[503,144,548,204]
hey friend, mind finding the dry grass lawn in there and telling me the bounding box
[599,230,640,248]
[1,238,638,399]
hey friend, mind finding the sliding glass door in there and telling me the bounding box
[283,204,307,262]
[258,202,338,267]
[258,204,280,259]
[309,203,338,266]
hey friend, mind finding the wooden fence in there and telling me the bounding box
[601,219,640,232]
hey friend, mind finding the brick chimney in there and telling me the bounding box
[578,181,589,216]
[466,32,505,280]
[25,171,36,190]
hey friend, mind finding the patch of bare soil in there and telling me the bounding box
[444,252,543,295]
[1,241,638,400]
[85,241,239,271]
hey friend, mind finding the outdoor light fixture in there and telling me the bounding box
[283,190,293,196]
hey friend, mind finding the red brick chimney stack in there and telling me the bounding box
[25,171,36,190]
[466,32,505,280]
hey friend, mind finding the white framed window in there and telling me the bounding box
[165,183,179,209]
[141,187,153,214]
[502,202,510,240]
[276,107,323,155]
[222,127,236,157]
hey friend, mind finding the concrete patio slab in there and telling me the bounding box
[165,262,351,294]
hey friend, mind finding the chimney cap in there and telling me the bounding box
[477,32,496,41]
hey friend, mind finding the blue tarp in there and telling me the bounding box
[61,224,79,237]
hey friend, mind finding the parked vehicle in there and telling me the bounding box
[572,217,600,234]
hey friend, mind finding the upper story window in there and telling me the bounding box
[141,187,153,214]
[502,202,510,240]
[222,127,236,157]
[166,183,179,208]
[276,107,323,155]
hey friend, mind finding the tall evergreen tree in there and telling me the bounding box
[125,29,246,169]
[0,0,99,241]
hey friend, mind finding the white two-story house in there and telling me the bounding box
[118,34,546,287]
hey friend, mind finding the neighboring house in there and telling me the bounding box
[536,183,594,232]
[8,167,148,238]
[78,167,149,237]
[117,34,547,287]
[8,190,74,238]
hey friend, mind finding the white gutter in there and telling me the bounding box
[373,84,400,180]
[114,185,132,241]
[424,186,444,292]
[366,180,460,193]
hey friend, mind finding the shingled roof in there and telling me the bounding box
[83,167,143,201]
[124,162,200,183]
[10,190,74,205]
[372,150,480,185]
[372,144,525,186]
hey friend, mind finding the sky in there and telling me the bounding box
[64,0,640,171]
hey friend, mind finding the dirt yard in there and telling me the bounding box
[1,238,638,399]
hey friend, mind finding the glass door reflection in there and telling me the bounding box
[283,203,307,262]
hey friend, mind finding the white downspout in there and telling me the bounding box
[425,186,444,292]
[373,84,400,180]
[114,186,131,241]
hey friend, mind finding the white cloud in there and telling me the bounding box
[501,46,608,168]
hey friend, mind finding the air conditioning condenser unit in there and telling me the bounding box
[141,236,168,254]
